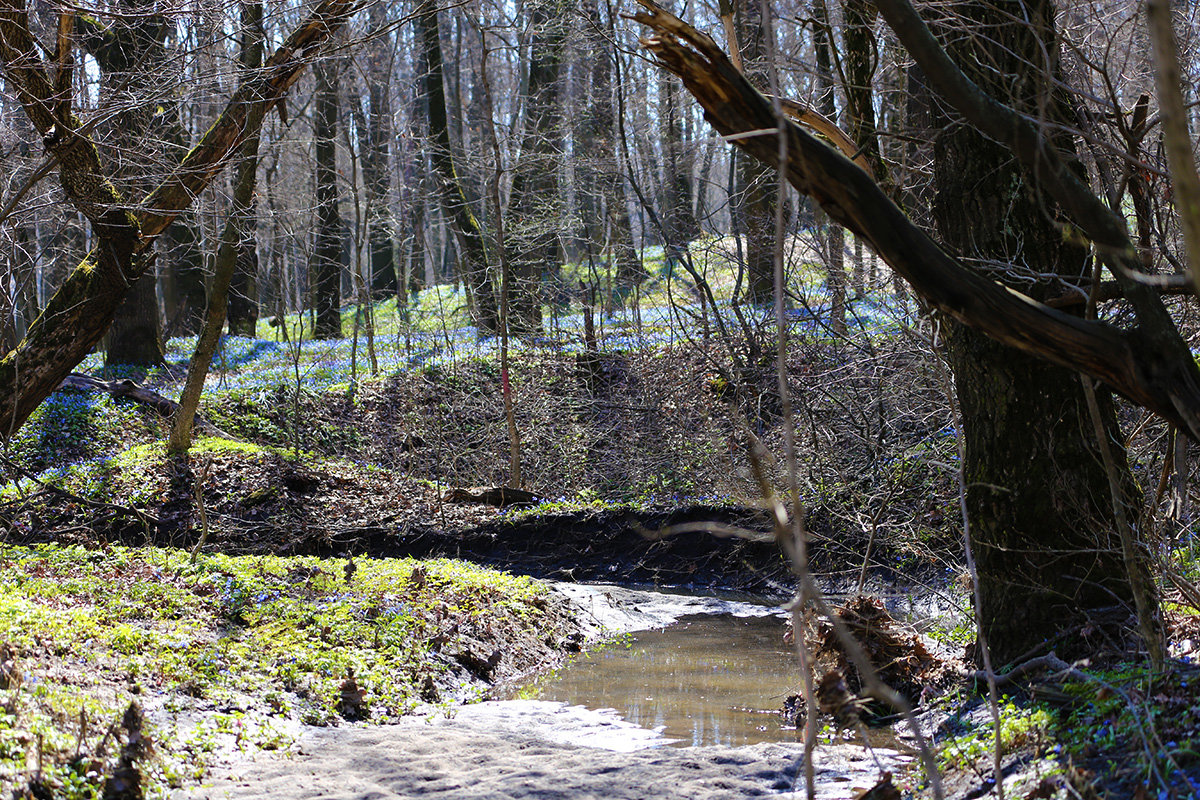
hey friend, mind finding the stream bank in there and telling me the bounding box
[0,446,956,797]
[184,700,910,800]
[183,584,913,800]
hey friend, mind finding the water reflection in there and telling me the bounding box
[524,613,800,747]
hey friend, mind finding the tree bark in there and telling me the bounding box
[227,233,259,337]
[311,58,345,340]
[226,2,266,340]
[161,211,207,337]
[506,0,569,334]
[78,2,169,368]
[841,0,887,182]
[0,0,359,437]
[578,0,642,289]
[813,0,846,334]
[661,69,700,271]
[416,0,497,333]
[932,0,1151,663]
[726,0,774,304]
[361,0,398,300]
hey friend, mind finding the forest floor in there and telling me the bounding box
[0,294,1198,798]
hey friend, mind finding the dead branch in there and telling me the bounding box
[56,374,238,440]
[628,0,1200,441]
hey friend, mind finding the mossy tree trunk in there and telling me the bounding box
[79,0,169,368]
[932,0,1147,664]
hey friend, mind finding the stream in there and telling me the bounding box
[519,612,798,747]
[186,583,912,799]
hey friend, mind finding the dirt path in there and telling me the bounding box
[184,700,909,800]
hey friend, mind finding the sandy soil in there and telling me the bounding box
[184,700,909,800]
[181,587,909,800]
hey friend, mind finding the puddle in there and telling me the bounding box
[520,612,801,747]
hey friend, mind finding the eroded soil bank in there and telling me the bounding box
[1,444,930,599]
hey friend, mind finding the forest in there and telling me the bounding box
[0,0,1199,796]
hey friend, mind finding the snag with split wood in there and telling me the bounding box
[629,0,1200,443]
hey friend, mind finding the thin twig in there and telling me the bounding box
[190,458,212,563]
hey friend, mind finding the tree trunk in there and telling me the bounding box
[417,0,497,332]
[841,0,887,182]
[506,0,569,334]
[227,233,260,337]
[661,69,700,271]
[80,1,170,368]
[161,212,208,337]
[813,0,846,333]
[362,0,398,300]
[226,0,266,339]
[311,58,345,340]
[157,102,208,338]
[841,0,881,301]
[578,0,642,289]
[169,0,265,454]
[1,221,35,352]
[730,0,774,304]
[105,276,165,368]
[931,0,1146,663]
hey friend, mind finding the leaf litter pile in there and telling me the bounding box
[783,595,959,726]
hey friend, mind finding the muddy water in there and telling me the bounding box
[521,612,802,747]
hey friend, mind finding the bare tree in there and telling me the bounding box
[0,0,360,436]
[417,0,498,332]
[311,56,346,340]
[506,0,569,334]
[631,0,1200,661]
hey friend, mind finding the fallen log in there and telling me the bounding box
[442,486,544,508]
[56,373,239,441]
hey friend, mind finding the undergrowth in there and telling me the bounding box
[0,543,573,797]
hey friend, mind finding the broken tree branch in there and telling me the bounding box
[628,0,1200,441]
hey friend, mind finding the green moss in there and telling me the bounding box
[115,437,277,468]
